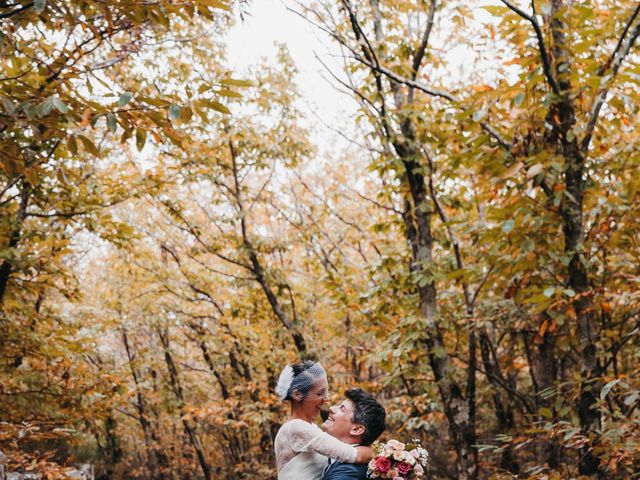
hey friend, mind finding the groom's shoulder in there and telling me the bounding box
[323,461,367,480]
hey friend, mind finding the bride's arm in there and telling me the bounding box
[289,420,359,463]
[354,445,372,463]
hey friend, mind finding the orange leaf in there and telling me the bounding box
[79,108,93,127]
[538,319,549,337]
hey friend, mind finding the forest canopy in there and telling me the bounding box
[1,1,639,479]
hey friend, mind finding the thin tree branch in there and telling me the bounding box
[410,0,437,80]
[581,6,640,153]
[499,0,561,94]
[0,1,33,19]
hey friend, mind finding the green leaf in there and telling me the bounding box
[514,92,525,107]
[432,345,447,359]
[118,92,133,107]
[600,379,620,400]
[624,391,639,406]
[563,428,579,441]
[501,220,515,234]
[106,113,117,133]
[52,97,69,114]
[168,104,181,121]
[25,105,38,121]
[540,2,552,15]
[36,98,53,117]
[34,0,45,13]
[0,97,16,115]
[472,109,486,122]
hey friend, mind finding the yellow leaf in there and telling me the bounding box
[78,135,100,156]
[526,163,544,178]
[502,161,524,179]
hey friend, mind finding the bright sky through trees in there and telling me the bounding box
[227,0,359,146]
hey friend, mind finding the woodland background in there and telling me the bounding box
[1,0,639,479]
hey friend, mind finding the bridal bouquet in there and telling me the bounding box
[368,439,429,479]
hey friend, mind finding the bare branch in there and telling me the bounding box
[581,6,640,153]
[0,1,33,20]
[351,51,457,102]
[499,0,561,94]
[410,0,437,80]
[603,4,640,75]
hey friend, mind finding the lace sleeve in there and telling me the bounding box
[288,420,357,463]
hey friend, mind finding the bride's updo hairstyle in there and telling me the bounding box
[275,360,326,401]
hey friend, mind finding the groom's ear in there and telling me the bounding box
[350,423,365,437]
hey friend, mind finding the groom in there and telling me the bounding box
[321,388,386,480]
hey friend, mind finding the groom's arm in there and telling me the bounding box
[323,462,367,480]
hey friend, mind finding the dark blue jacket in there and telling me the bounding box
[322,461,367,480]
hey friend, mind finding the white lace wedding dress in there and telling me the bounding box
[274,419,358,480]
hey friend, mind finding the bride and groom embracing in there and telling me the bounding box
[274,360,386,480]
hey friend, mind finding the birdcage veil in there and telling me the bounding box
[275,361,326,400]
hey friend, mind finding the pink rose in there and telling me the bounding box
[374,456,392,473]
[393,450,406,461]
[386,439,405,450]
[397,462,412,475]
[414,463,424,476]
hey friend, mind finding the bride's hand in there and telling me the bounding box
[354,445,372,463]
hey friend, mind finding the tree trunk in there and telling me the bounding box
[157,327,212,480]
[184,322,255,467]
[400,147,478,480]
[547,1,602,473]
[103,411,123,474]
[0,181,31,304]
[122,329,171,479]
[530,324,561,469]
[340,0,478,475]
[479,331,520,474]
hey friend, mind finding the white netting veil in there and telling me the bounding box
[275,361,327,401]
[275,365,295,400]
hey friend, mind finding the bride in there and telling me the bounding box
[274,361,372,479]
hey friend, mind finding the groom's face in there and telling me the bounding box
[322,398,363,443]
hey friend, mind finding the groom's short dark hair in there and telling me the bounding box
[345,388,386,446]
